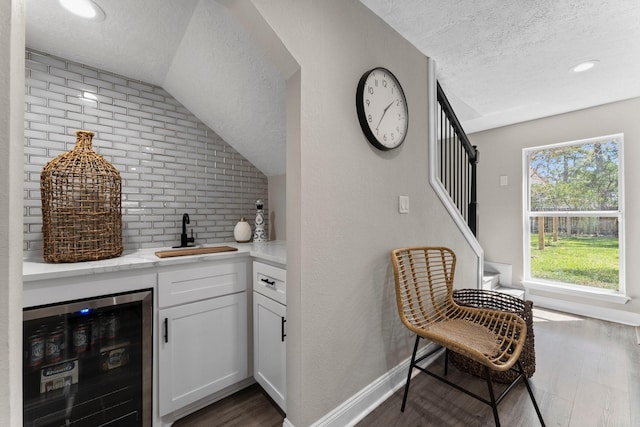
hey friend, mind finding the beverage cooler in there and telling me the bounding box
[23,290,153,427]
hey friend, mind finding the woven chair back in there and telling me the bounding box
[391,246,456,330]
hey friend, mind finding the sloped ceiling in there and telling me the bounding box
[26,0,286,176]
[26,0,199,86]
[162,0,285,177]
[25,0,640,175]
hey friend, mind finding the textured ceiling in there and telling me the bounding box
[26,0,199,86]
[25,0,640,176]
[361,0,640,133]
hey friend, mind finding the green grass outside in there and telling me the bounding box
[530,234,619,290]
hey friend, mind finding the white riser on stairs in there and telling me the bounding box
[483,263,525,299]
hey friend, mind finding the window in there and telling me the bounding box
[523,134,625,299]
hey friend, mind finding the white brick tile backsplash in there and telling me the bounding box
[112,84,140,97]
[66,79,99,94]
[24,49,268,256]
[127,95,155,107]
[25,112,47,123]
[114,113,140,124]
[140,90,164,102]
[127,81,154,92]
[25,95,47,107]
[67,112,99,124]
[50,67,84,82]
[83,76,115,90]
[30,87,65,102]
[25,59,48,73]
[140,104,164,115]
[29,52,66,69]
[99,87,128,101]
[66,62,98,79]
[48,83,84,98]
[151,99,180,111]
[49,116,83,128]
[30,69,67,86]
[25,78,48,90]
[30,122,65,134]
[49,99,83,113]
[113,99,141,110]
[100,103,128,115]
[98,72,128,86]
[165,110,188,121]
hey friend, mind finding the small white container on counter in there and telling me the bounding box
[233,218,252,243]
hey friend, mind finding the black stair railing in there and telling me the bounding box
[436,82,479,236]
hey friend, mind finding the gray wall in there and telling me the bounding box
[251,1,478,425]
[24,50,268,255]
[1,1,25,425]
[471,97,640,321]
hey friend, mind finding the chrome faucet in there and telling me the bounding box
[173,213,195,248]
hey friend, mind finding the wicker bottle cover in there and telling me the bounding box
[40,130,123,263]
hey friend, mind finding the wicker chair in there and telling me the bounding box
[390,246,545,426]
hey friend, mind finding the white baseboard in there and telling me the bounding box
[293,342,443,427]
[529,294,640,326]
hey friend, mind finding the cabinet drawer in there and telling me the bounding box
[253,261,286,305]
[158,261,247,308]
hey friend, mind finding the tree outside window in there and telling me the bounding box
[524,135,624,293]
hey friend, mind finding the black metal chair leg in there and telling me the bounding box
[401,335,421,412]
[517,360,545,426]
[444,348,449,376]
[484,366,500,427]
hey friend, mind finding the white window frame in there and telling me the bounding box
[522,134,628,304]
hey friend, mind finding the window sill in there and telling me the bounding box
[522,280,630,305]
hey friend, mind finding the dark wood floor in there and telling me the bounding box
[172,383,285,427]
[174,308,640,426]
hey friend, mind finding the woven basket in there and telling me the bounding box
[450,289,536,383]
[40,130,123,263]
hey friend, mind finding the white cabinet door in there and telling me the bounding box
[158,292,247,416]
[253,291,286,411]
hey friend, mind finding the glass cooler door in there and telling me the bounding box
[23,290,152,427]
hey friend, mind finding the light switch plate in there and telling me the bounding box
[399,196,410,214]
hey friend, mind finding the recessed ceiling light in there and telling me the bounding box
[59,0,105,21]
[571,60,599,73]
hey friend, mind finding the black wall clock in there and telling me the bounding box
[356,67,408,151]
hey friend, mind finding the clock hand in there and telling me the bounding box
[375,100,395,130]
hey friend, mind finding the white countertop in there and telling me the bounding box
[23,241,286,282]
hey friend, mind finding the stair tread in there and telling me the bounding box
[494,286,526,299]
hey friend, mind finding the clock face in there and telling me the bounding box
[356,67,408,151]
